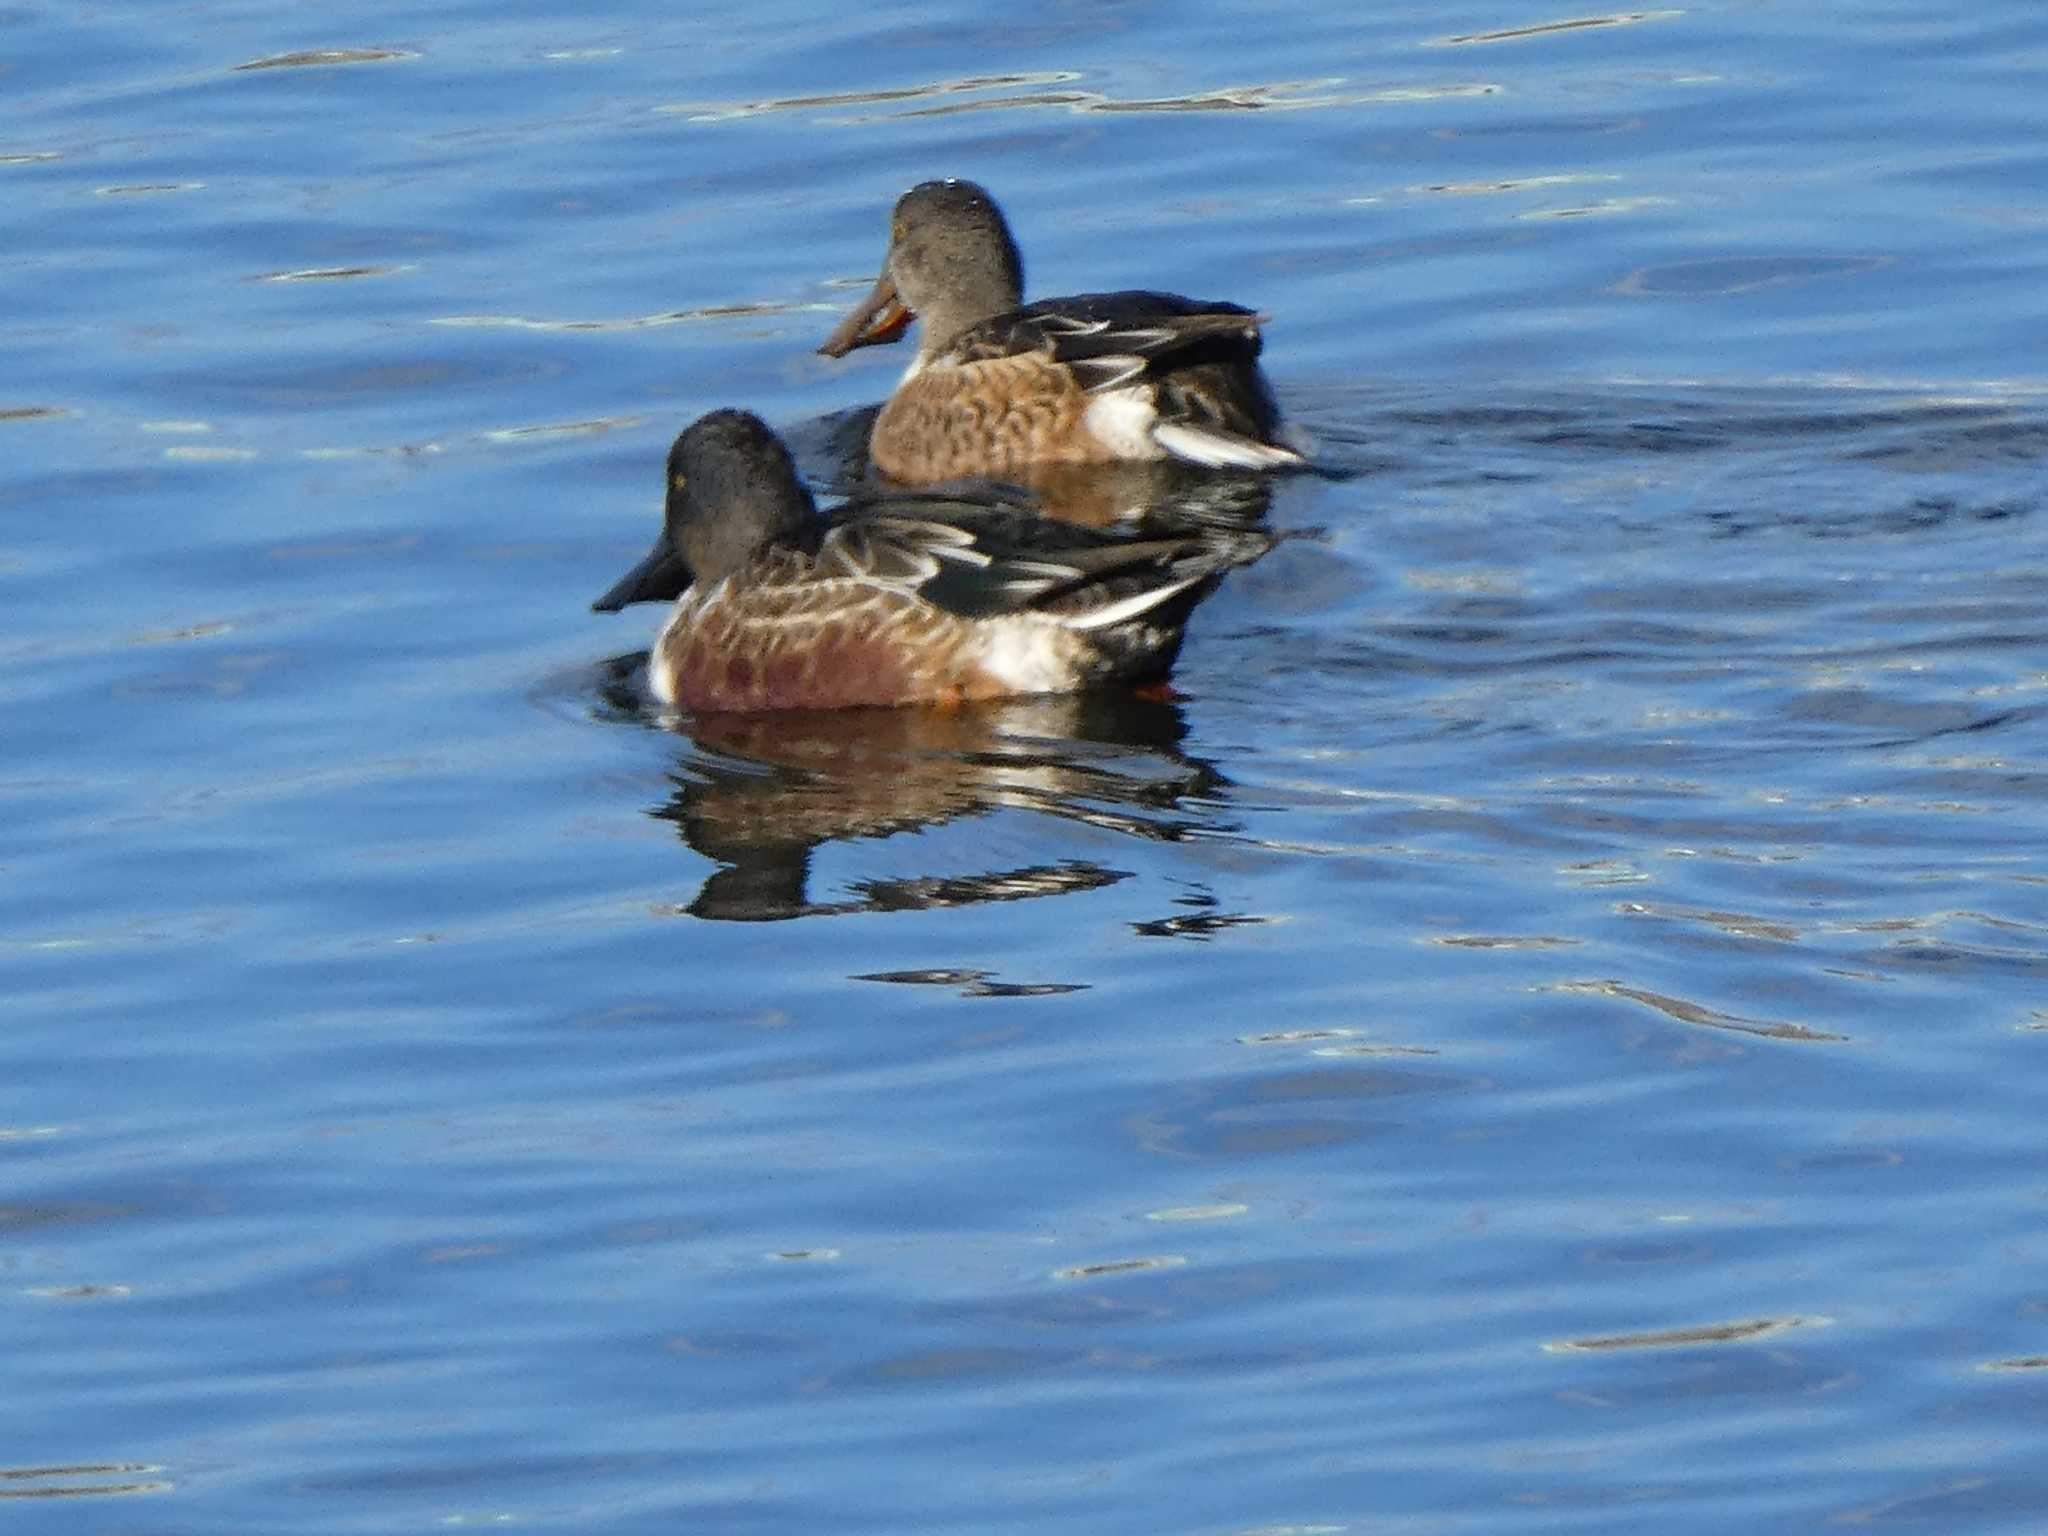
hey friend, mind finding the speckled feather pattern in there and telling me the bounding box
[821,182,1301,479]
[871,353,1109,481]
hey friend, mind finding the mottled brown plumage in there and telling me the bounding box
[873,350,1099,480]
[818,180,1305,481]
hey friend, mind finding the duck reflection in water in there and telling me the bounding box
[586,676,1235,921]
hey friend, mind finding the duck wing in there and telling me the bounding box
[945,293,1301,469]
[944,291,1267,393]
[818,500,1273,628]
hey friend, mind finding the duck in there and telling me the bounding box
[817,179,1305,483]
[593,409,1273,712]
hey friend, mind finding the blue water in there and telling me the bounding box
[6,2,2048,1530]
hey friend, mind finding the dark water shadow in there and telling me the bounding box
[782,403,1279,531]
[593,660,1234,920]
[1288,379,2048,498]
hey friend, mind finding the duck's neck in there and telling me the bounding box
[675,466,817,581]
[915,242,1024,358]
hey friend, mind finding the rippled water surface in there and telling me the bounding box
[7,2,2048,1530]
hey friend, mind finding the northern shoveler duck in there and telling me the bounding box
[817,179,1305,483]
[593,409,1273,713]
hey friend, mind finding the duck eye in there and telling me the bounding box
[671,472,687,493]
